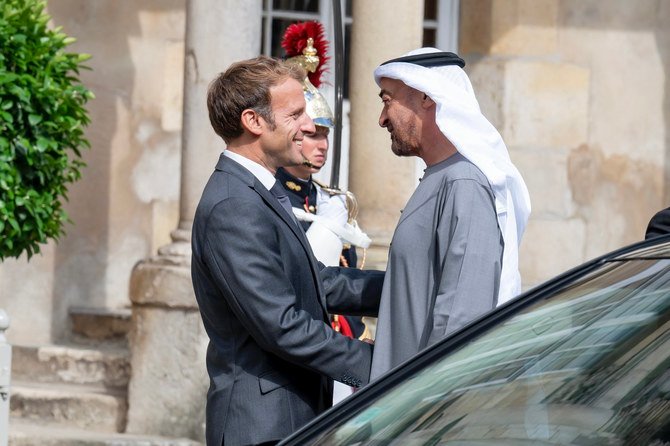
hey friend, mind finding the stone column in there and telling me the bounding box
[125,0,262,440]
[348,1,424,269]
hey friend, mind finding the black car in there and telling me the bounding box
[280,236,670,445]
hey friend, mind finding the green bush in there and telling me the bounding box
[0,0,93,260]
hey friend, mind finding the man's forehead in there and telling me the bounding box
[270,77,306,106]
[379,77,412,96]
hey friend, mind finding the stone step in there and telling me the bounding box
[9,381,127,433]
[9,419,203,446]
[12,343,130,388]
[69,306,132,345]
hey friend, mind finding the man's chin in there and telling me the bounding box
[392,147,412,157]
[391,144,417,156]
[287,156,307,167]
[283,148,304,166]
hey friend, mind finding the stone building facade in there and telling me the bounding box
[1,0,669,442]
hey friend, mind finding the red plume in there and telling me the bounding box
[281,21,329,88]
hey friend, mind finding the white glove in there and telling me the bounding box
[293,207,371,249]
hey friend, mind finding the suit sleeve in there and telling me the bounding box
[320,265,384,317]
[202,197,373,387]
[426,179,502,346]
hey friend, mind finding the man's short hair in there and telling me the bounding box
[207,56,306,143]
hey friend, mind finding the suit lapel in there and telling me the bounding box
[217,155,329,316]
[252,182,329,315]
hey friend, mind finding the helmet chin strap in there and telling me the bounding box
[301,154,318,169]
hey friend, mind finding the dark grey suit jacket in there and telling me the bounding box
[191,154,384,446]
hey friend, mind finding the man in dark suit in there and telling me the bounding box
[191,56,384,446]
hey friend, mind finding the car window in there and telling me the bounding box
[303,259,670,445]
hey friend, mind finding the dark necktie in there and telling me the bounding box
[270,181,297,222]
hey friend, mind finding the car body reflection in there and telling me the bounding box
[280,237,670,446]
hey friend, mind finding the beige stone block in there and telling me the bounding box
[509,146,575,219]
[468,59,589,148]
[129,255,196,309]
[558,0,658,30]
[10,382,127,432]
[503,60,589,148]
[460,0,558,56]
[126,306,207,441]
[566,144,662,259]
[0,244,56,345]
[519,218,586,288]
[129,7,186,116]
[127,35,185,132]
[468,60,506,130]
[137,6,186,39]
[12,344,130,388]
[131,119,181,205]
[559,28,664,160]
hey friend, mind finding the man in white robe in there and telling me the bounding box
[370,48,531,380]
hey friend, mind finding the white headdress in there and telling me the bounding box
[374,47,531,304]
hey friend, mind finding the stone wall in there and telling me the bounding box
[460,0,669,287]
[0,1,186,344]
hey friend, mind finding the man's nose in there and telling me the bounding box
[302,114,316,134]
[379,109,388,128]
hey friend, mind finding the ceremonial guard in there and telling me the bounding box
[279,21,372,402]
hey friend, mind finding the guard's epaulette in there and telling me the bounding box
[312,178,346,196]
[312,179,360,224]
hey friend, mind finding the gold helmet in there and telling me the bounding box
[282,21,334,129]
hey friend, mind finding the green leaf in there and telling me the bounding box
[11,33,26,44]
[8,218,20,232]
[0,73,19,85]
[28,113,41,125]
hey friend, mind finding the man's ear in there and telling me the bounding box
[240,109,264,136]
[421,93,435,110]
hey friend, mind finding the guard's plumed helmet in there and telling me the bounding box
[282,21,334,129]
